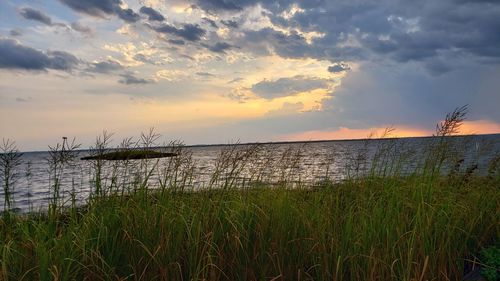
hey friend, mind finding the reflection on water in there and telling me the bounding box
[1,134,499,212]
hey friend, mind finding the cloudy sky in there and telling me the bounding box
[1,0,499,151]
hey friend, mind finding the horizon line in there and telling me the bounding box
[20,132,500,154]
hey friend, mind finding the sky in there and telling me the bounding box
[1,0,499,151]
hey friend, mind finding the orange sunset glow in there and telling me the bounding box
[282,120,500,142]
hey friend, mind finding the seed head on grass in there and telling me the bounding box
[435,105,468,137]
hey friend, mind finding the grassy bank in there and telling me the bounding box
[1,107,499,280]
[0,175,498,280]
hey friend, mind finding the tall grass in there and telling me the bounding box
[0,139,22,215]
[0,107,499,280]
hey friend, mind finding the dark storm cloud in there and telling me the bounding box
[381,2,496,61]
[59,0,140,23]
[327,63,350,73]
[18,7,53,25]
[153,23,206,41]
[87,60,123,73]
[0,38,79,71]
[251,76,329,99]
[119,73,153,85]
[318,62,500,129]
[140,6,165,21]
[212,0,500,75]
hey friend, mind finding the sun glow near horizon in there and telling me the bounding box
[280,120,500,142]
